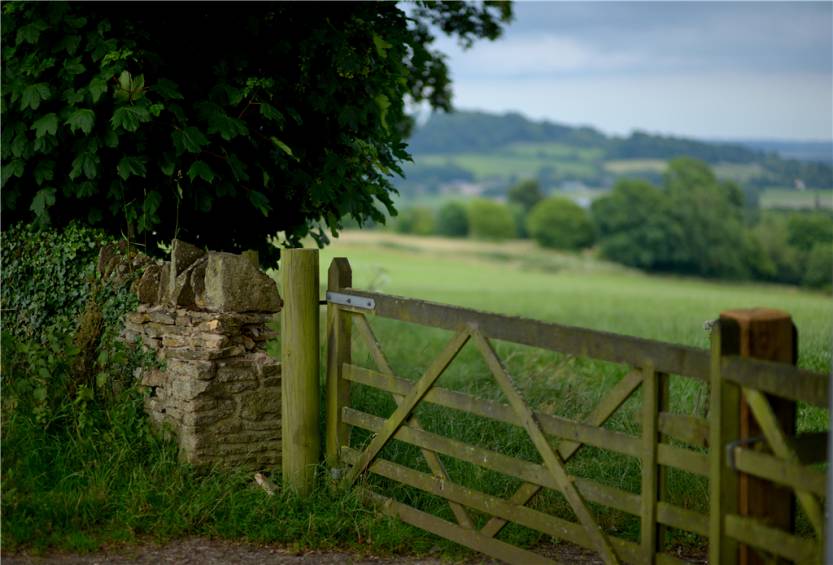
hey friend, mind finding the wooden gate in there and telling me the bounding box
[323,258,828,564]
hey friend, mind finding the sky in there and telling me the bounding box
[432,1,833,141]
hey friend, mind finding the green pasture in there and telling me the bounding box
[760,188,833,210]
[417,152,597,181]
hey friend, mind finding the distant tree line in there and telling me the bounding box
[379,157,832,290]
[407,111,833,189]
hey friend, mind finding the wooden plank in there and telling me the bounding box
[724,514,820,564]
[743,388,825,537]
[656,502,709,538]
[657,444,708,477]
[360,488,558,565]
[721,355,828,407]
[655,373,670,552]
[731,447,826,498]
[641,364,659,563]
[352,315,474,530]
[658,413,709,449]
[472,330,620,564]
[340,288,711,382]
[344,328,470,485]
[280,249,320,496]
[343,447,646,564]
[344,363,642,458]
[709,322,739,565]
[342,407,642,517]
[325,257,352,466]
[560,368,644,460]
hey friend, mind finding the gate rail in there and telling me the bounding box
[322,257,828,565]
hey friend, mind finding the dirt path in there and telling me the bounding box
[3,537,607,564]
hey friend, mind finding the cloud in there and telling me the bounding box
[432,2,833,139]
[448,71,833,141]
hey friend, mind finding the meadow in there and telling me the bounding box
[315,231,831,550]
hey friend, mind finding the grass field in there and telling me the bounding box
[760,188,833,210]
[313,231,831,550]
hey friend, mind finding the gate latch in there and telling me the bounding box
[326,292,375,311]
[726,435,765,470]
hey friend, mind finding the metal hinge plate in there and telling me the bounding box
[326,292,375,310]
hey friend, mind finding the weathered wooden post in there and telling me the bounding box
[281,248,320,495]
[325,258,352,466]
[717,308,796,565]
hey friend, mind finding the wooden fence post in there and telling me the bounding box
[281,248,320,495]
[709,319,740,565]
[718,308,796,565]
[326,258,352,466]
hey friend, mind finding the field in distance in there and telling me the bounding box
[319,230,832,373]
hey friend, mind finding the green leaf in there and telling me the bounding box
[374,94,390,131]
[117,156,147,180]
[153,78,184,100]
[88,76,107,103]
[31,113,58,139]
[16,21,48,45]
[34,160,55,185]
[10,134,29,158]
[1,159,25,185]
[372,33,392,59]
[115,71,145,102]
[63,57,85,76]
[188,160,215,183]
[160,158,175,176]
[70,152,99,180]
[227,153,249,182]
[259,103,284,124]
[65,109,95,134]
[110,105,150,132]
[32,386,48,402]
[172,126,209,154]
[270,136,294,158]
[30,187,56,219]
[20,83,51,111]
[247,190,271,216]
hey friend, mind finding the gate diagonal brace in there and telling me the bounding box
[480,369,643,540]
[353,314,475,529]
[472,329,620,565]
[343,327,471,486]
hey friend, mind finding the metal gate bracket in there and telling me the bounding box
[326,292,375,311]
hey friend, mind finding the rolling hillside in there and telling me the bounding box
[398,111,833,201]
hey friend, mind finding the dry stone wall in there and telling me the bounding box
[123,240,282,468]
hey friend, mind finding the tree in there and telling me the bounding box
[1,2,512,266]
[591,179,680,269]
[467,199,516,241]
[507,179,543,213]
[527,197,594,251]
[394,206,435,236]
[436,201,469,237]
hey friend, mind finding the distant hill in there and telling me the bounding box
[401,111,833,195]
[730,140,833,165]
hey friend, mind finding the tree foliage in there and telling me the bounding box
[592,158,752,278]
[436,201,469,237]
[467,198,516,241]
[527,197,594,251]
[508,179,543,213]
[1,2,512,265]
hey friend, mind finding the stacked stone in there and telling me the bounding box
[123,240,283,469]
